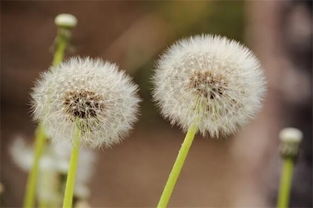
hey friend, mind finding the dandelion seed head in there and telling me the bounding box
[32,57,140,147]
[153,34,266,137]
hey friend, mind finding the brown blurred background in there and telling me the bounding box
[1,1,312,207]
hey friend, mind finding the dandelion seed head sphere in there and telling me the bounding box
[32,57,140,147]
[153,35,266,137]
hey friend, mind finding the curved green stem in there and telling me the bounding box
[23,125,46,208]
[277,158,294,208]
[157,124,198,208]
[63,126,81,208]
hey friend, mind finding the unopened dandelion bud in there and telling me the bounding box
[279,127,303,159]
[55,14,77,28]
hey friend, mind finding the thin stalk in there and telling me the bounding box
[277,158,294,208]
[52,27,70,66]
[157,123,198,208]
[63,126,81,208]
[23,125,46,208]
[23,25,73,208]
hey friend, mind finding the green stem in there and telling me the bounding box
[23,125,46,208]
[63,126,81,208]
[157,124,198,208]
[52,27,71,66]
[277,158,295,208]
[23,25,73,208]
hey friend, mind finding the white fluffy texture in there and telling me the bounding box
[153,35,266,137]
[32,57,140,148]
[10,138,33,171]
[279,128,303,143]
[37,170,60,202]
[51,141,95,198]
[55,13,77,27]
[10,137,96,199]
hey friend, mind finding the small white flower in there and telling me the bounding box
[153,34,266,137]
[32,57,140,147]
[55,14,77,28]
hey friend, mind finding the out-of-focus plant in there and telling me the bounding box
[153,34,266,208]
[277,128,303,208]
[23,13,77,208]
[11,137,96,207]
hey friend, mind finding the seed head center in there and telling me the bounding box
[189,71,227,100]
[63,90,105,119]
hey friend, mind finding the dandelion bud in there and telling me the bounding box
[32,57,140,147]
[279,127,303,159]
[153,35,266,136]
[55,14,77,28]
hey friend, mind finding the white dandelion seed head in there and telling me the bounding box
[55,13,77,28]
[153,34,266,137]
[32,57,140,148]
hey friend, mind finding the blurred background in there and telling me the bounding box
[1,1,312,207]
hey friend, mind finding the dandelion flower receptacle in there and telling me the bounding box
[153,34,266,207]
[32,57,140,207]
